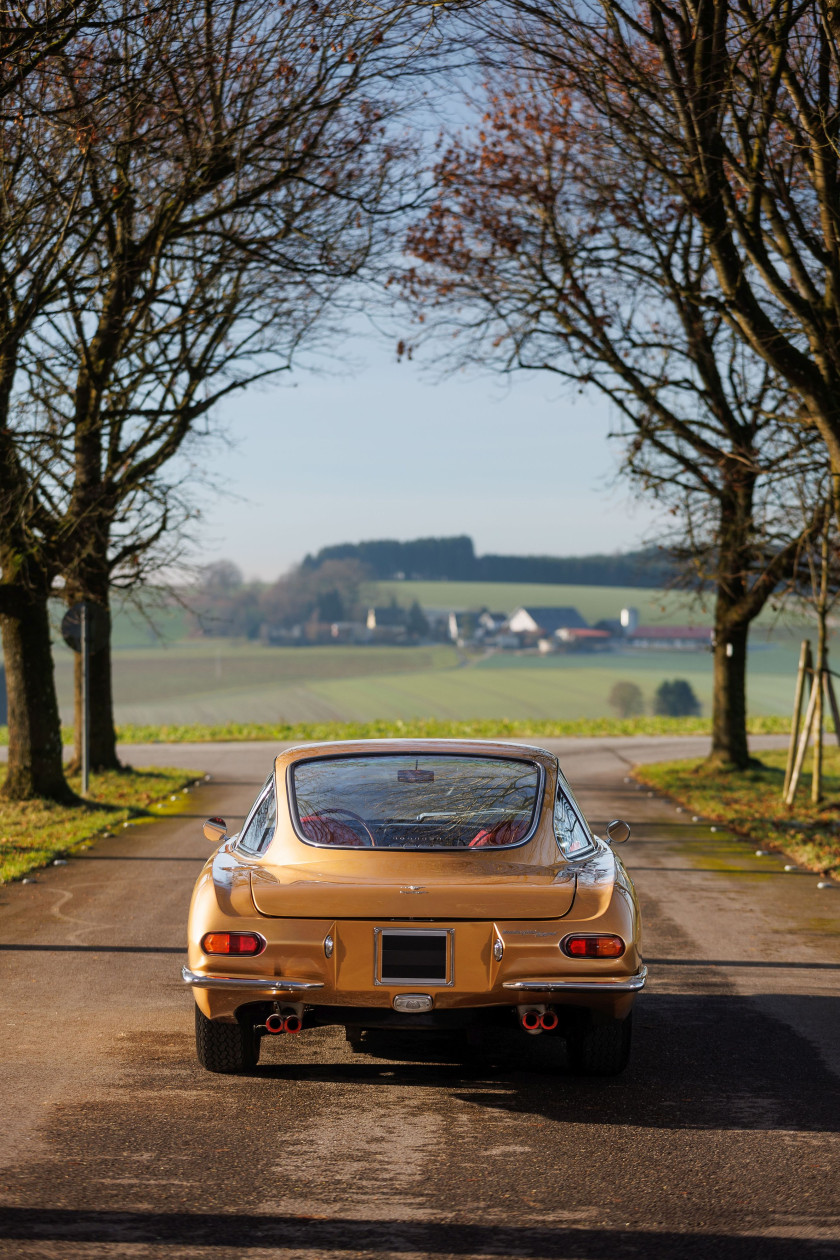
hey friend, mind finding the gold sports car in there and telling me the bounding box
[183,739,645,1075]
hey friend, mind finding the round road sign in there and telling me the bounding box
[61,602,109,655]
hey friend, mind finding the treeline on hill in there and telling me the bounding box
[188,560,371,639]
[302,536,676,587]
[189,541,676,638]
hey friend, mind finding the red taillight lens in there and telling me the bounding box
[562,934,625,959]
[201,932,264,956]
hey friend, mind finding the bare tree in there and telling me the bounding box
[0,0,164,798]
[401,69,826,767]
[259,559,370,631]
[24,216,376,770]
[482,0,840,503]
[0,0,444,797]
[0,0,103,104]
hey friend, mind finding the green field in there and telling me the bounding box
[85,577,813,648]
[49,595,190,649]
[41,580,818,727]
[375,579,708,624]
[95,579,713,642]
[49,636,804,726]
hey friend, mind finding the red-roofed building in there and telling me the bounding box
[628,626,711,650]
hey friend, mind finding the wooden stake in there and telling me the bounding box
[811,515,831,804]
[784,640,812,799]
[785,676,820,807]
[826,664,840,749]
[812,668,825,804]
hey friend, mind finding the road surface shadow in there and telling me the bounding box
[0,1206,836,1257]
[253,992,840,1134]
[1,992,838,1257]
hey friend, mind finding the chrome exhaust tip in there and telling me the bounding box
[520,1009,542,1034]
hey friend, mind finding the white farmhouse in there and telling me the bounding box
[507,606,589,637]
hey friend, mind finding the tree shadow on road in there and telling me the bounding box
[257,992,840,1135]
[0,1206,836,1258]
[2,995,839,1259]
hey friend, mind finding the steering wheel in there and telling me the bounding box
[317,807,377,847]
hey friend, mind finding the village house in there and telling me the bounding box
[626,625,712,650]
[507,606,589,640]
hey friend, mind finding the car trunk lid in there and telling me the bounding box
[250,858,576,920]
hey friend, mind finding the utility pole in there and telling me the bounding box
[81,602,90,796]
[61,600,107,796]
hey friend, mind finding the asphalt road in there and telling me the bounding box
[1,734,839,1259]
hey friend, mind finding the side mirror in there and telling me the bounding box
[606,819,631,845]
[203,816,228,843]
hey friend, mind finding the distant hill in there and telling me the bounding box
[302,535,675,589]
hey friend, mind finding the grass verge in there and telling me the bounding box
[0,765,200,884]
[633,747,840,878]
[0,713,794,744]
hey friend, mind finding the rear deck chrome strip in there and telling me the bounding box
[503,966,647,993]
[182,965,324,993]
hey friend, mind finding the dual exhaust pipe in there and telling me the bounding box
[520,1007,558,1035]
[267,1005,557,1037]
[264,1012,303,1035]
[267,1008,555,1037]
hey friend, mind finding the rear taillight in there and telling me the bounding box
[561,934,625,959]
[201,931,264,956]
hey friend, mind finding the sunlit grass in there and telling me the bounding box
[0,765,199,884]
[635,747,840,877]
[82,713,797,742]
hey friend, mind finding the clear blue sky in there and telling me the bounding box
[202,339,666,582]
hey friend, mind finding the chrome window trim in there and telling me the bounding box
[373,927,455,987]
[237,775,277,855]
[286,753,545,853]
[553,784,597,861]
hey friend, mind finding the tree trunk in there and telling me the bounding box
[0,584,74,802]
[67,560,121,772]
[71,605,120,771]
[708,616,750,770]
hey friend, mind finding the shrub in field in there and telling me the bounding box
[608,681,645,718]
[654,680,701,718]
[406,600,430,639]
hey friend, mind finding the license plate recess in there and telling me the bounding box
[374,928,454,986]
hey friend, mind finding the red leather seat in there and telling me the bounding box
[299,814,362,846]
[468,820,529,848]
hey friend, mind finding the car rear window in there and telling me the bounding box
[290,754,542,850]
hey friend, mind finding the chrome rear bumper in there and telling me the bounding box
[182,963,645,998]
[182,965,324,994]
[503,966,647,993]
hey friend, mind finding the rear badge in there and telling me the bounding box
[400,886,426,894]
[393,994,433,1013]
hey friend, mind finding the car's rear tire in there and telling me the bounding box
[194,1005,260,1073]
[566,1013,632,1076]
